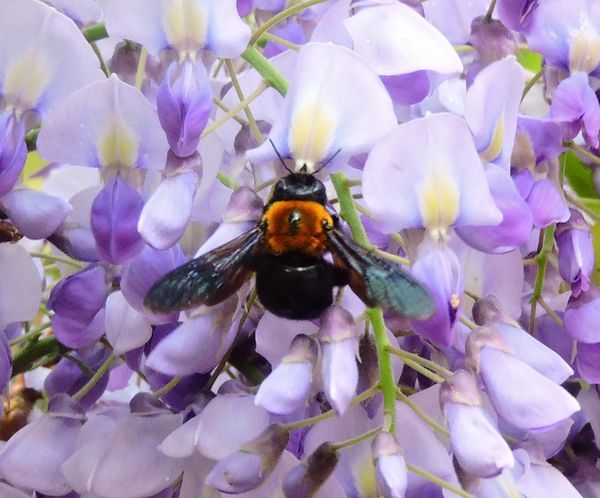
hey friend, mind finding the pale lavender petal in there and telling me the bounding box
[525,179,570,228]
[0,0,103,116]
[247,42,396,173]
[464,57,524,168]
[497,0,536,30]
[158,414,200,459]
[372,432,408,498]
[0,333,11,393]
[0,188,71,239]
[456,165,533,253]
[363,113,502,234]
[194,394,270,460]
[516,449,585,497]
[157,61,212,157]
[422,0,488,44]
[321,339,358,415]
[576,342,600,384]
[105,291,152,354]
[446,403,514,477]
[517,116,564,163]
[479,347,580,431]
[255,362,313,415]
[345,2,462,103]
[62,412,183,498]
[138,171,198,250]
[0,243,42,330]
[255,313,318,366]
[0,397,83,496]
[556,210,594,297]
[43,0,102,25]
[263,20,306,58]
[91,175,145,264]
[310,0,353,46]
[204,0,252,58]
[37,75,169,170]
[0,113,26,197]
[0,482,30,498]
[564,288,600,343]
[493,321,573,383]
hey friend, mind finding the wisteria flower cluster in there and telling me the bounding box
[1,0,600,496]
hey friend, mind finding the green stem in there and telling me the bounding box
[396,388,450,437]
[249,0,328,44]
[259,33,301,51]
[25,127,40,151]
[331,426,382,450]
[225,59,263,143]
[406,463,475,498]
[73,353,116,400]
[389,348,445,384]
[537,297,564,327]
[213,97,248,126]
[331,172,396,432]
[529,225,556,333]
[521,68,544,100]
[134,47,148,90]
[459,316,477,330]
[9,322,52,346]
[282,384,379,431]
[216,171,239,190]
[30,251,84,269]
[12,337,69,376]
[375,249,410,266]
[153,376,182,398]
[201,82,268,138]
[241,46,289,96]
[83,23,109,43]
[90,42,110,77]
[387,346,452,379]
[566,141,600,166]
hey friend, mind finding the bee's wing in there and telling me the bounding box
[144,228,263,313]
[327,229,435,319]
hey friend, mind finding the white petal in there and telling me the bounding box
[105,291,152,354]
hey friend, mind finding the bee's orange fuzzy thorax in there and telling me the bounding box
[262,200,333,256]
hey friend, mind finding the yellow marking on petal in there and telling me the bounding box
[3,54,50,112]
[418,169,460,238]
[450,293,460,309]
[569,30,600,74]
[162,0,208,59]
[354,453,378,498]
[480,117,505,163]
[97,120,139,169]
[288,98,335,173]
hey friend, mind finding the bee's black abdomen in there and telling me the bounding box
[254,255,348,320]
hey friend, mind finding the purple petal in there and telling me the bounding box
[497,0,537,30]
[62,412,183,497]
[363,113,502,234]
[550,72,600,148]
[446,403,514,477]
[255,362,313,415]
[105,291,152,354]
[479,347,580,431]
[0,113,26,197]
[157,61,212,157]
[195,394,270,460]
[0,0,102,116]
[43,0,102,25]
[0,243,42,331]
[0,333,11,393]
[517,116,564,163]
[411,242,462,348]
[37,75,168,170]
[576,342,600,384]
[422,0,488,44]
[91,175,145,264]
[207,450,264,493]
[138,171,198,250]
[0,405,82,495]
[247,42,396,172]
[556,211,594,297]
[121,243,185,316]
[321,339,358,415]
[456,165,533,253]
[0,188,71,239]
[525,179,570,228]
[464,57,524,168]
[263,20,306,58]
[564,288,600,343]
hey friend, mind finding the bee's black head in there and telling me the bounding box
[271,173,327,205]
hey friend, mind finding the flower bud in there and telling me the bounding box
[157,60,212,157]
[556,209,594,297]
[564,286,600,343]
[255,334,318,414]
[371,432,408,498]
[207,424,289,493]
[469,17,517,67]
[0,112,26,198]
[282,442,338,498]
[441,371,514,477]
[318,306,360,414]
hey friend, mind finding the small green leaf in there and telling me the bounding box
[563,150,597,199]
[591,222,600,286]
[516,48,543,73]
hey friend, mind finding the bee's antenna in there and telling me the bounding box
[314,148,342,174]
[269,139,293,174]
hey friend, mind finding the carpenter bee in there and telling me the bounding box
[145,164,435,320]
